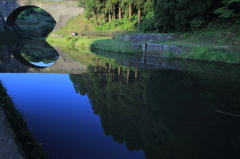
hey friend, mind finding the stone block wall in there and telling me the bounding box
[118,33,180,43]
[162,44,191,55]
[0,14,5,32]
[127,42,192,55]
[0,0,84,33]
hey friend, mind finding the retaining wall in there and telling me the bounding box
[127,43,192,55]
[0,14,5,32]
[118,33,180,43]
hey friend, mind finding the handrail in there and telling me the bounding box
[80,30,139,38]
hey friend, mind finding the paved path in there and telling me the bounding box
[0,105,23,159]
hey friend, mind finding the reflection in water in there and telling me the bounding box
[0,41,86,73]
[13,40,59,67]
[1,43,240,159]
[0,73,145,159]
[70,59,240,159]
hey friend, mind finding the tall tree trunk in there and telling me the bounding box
[95,15,98,27]
[119,7,122,19]
[100,14,102,26]
[129,4,132,19]
[112,4,116,19]
[138,8,141,28]
[108,8,112,22]
[104,12,107,23]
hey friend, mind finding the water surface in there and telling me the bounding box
[0,40,240,159]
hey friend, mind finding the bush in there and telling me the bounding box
[140,11,156,32]
[94,17,138,31]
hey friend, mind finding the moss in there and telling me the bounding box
[163,46,240,64]
[90,39,141,54]
[0,82,48,159]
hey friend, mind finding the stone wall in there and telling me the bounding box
[127,43,192,55]
[117,33,181,43]
[0,0,84,33]
[28,1,84,31]
[117,33,190,55]
[0,14,5,32]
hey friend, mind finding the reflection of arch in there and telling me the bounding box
[10,40,57,68]
[6,6,55,38]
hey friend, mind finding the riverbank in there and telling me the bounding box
[0,81,48,159]
[45,11,240,64]
[47,31,240,64]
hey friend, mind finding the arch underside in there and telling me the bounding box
[6,5,37,26]
[6,5,56,38]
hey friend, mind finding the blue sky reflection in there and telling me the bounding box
[0,73,145,159]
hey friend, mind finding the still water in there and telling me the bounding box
[0,40,240,159]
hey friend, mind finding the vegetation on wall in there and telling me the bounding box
[16,8,56,37]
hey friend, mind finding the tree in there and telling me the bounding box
[214,0,240,18]
[153,0,222,31]
[135,0,145,28]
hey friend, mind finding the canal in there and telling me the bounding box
[0,40,240,159]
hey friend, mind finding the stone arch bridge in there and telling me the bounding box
[0,0,84,37]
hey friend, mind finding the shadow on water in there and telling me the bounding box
[93,49,240,74]
[68,55,240,159]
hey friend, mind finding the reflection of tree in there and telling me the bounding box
[69,61,240,159]
[21,51,58,64]
[69,74,88,96]
[20,40,59,64]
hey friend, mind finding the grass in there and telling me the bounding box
[46,11,240,64]
[90,38,142,54]
[163,21,240,50]
[50,13,95,37]
[47,36,108,50]
[163,46,240,64]
[50,45,137,72]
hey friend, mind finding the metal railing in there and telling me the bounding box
[80,30,139,38]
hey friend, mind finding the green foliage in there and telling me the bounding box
[17,14,26,20]
[69,60,240,159]
[140,11,156,32]
[21,8,36,17]
[77,0,85,7]
[190,17,205,31]
[84,8,93,19]
[164,46,240,64]
[16,8,55,37]
[34,8,51,16]
[95,17,138,31]
[153,0,221,32]
[90,39,141,54]
[84,0,153,30]
[214,0,240,18]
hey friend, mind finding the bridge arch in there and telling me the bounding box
[6,6,39,26]
[0,0,84,36]
[6,6,56,38]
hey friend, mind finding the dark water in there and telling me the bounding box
[0,40,240,159]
